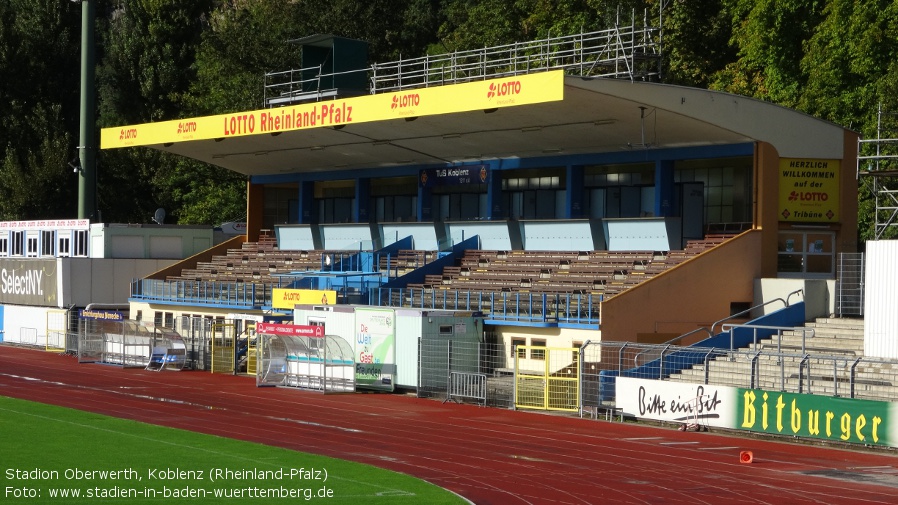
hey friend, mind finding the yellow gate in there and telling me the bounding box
[45,309,68,353]
[210,323,236,374]
[514,346,580,412]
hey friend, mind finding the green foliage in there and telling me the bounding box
[97,0,223,224]
[0,103,75,220]
[662,0,736,87]
[184,0,302,115]
[0,0,80,220]
[301,0,440,61]
[436,0,532,51]
[708,0,825,106]
[155,157,247,225]
[98,0,214,123]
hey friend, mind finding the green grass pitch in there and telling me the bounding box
[0,396,466,504]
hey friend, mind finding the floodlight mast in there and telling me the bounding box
[76,0,97,221]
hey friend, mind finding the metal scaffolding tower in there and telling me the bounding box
[857,104,898,240]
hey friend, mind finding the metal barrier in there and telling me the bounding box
[173,315,214,371]
[445,371,488,406]
[721,323,815,354]
[265,16,664,106]
[418,339,514,408]
[375,287,601,326]
[45,309,68,353]
[836,252,865,316]
[130,279,281,309]
[514,346,579,412]
[581,340,898,411]
[210,322,237,374]
[20,327,38,346]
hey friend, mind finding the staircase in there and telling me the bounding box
[668,318,898,402]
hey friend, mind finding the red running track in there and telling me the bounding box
[2,346,898,505]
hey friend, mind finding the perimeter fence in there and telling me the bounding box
[581,341,898,413]
[418,339,515,409]
[416,339,898,414]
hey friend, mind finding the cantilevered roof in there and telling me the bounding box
[100,70,849,178]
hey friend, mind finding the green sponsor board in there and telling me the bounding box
[354,308,395,391]
[737,389,896,447]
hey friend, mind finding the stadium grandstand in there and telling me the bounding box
[108,30,857,330]
[83,9,881,423]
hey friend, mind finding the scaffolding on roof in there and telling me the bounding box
[264,7,664,107]
[857,103,898,240]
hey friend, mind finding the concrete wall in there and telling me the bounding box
[754,278,833,321]
[62,259,177,306]
[90,224,214,259]
[0,305,65,346]
[600,230,762,343]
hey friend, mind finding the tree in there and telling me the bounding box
[661,0,736,87]
[709,0,825,106]
[96,0,216,224]
[0,0,80,219]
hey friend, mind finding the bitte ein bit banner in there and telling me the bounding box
[616,376,898,447]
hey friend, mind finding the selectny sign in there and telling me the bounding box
[0,259,57,306]
[2,269,43,296]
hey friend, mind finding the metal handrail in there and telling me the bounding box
[703,348,725,384]
[581,341,898,405]
[849,356,863,398]
[632,343,671,373]
[798,354,811,393]
[657,327,714,348]
[263,18,662,106]
[710,288,803,335]
[631,289,804,366]
[722,323,815,354]
[750,349,762,389]
[617,342,630,376]
[832,358,848,397]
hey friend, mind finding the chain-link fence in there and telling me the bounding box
[836,253,865,316]
[416,337,898,414]
[418,339,515,408]
[29,316,898,415]
[582,341,898,409]
[171,316,214,371]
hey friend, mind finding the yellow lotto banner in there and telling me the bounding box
[101,70,565,149]
[778,158,840,222]
[271,288,337,309]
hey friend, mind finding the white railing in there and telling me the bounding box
[264,16,662,107]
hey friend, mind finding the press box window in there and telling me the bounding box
[74,230,89,257]
[39,230,54,256]
[12,231,23,256]
[26,235,38,257]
